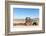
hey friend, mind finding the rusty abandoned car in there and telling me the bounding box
[25,17,32,26]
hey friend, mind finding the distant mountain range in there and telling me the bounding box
[13,18,39,21]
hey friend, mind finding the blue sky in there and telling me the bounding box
[13,8,39,19]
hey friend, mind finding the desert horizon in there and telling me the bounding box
[13,18,39,26]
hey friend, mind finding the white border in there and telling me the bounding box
[10,5,42,32]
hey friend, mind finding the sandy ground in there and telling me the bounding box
[13,19,39,26]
